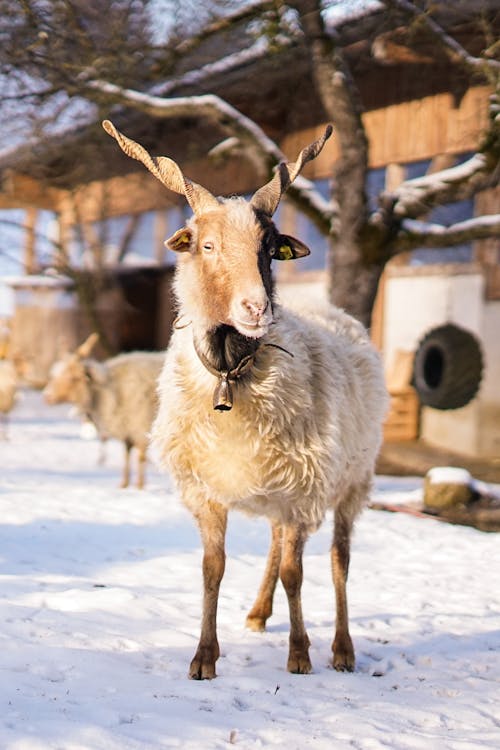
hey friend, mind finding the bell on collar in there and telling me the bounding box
[213,373,233,411]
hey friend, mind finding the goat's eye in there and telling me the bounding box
[202,241,214,253]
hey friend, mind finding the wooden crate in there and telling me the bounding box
[384,386,420,442]
[382,348,420,442]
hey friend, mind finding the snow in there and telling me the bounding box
[427,467,472,485]
[425,466,500,500]
[1,389,499,750]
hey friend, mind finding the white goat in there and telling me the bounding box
[104,120,389,678]
[43,333,164,488]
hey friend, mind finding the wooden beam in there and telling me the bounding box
[23,207,38,274]
[53,158,265,224]
[385,163,406,192]
[0,171,61,211]
[61,172,182,224]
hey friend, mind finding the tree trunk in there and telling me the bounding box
[327,239,385,327]
[292,0,382,327]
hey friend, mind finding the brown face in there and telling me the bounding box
[167,199,311,339]
[170,200,273,338]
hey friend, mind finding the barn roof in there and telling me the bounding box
[0,1,497,197]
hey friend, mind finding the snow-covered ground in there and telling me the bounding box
[0,389,499,750]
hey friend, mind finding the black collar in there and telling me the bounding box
[193,337,293,411]
[193,338,259,410]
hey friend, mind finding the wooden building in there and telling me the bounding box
[0,1,498,413]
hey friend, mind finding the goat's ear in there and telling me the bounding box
[274,234,311,261]
[165,227,193,253]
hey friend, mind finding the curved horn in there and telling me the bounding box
[251,125,333,216]
[102,120,220,215]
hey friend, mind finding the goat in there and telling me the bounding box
[43,333,164,488]
[103,119,389,678]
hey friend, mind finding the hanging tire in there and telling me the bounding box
[412,324,483,410]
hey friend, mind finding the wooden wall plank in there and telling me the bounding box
[283,85,491,176]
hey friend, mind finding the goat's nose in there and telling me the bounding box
[242,297,269,320]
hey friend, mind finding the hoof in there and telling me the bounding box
[189,658,217,680]
[332,634,355,672]
[332,655,355,672]
[189,644,219,679]
[287,654,313,674]
[287,639,312,674]
[245,615,266,632]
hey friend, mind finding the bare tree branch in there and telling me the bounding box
[383,0,500,76]
[170,0,279,57]
[395,213,500,251]
[385,153,499,219]
[117,214,142,262]
[84,78,337,233]
[147,37,293,99]
[0,217,66,266]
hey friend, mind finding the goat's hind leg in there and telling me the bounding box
[189,500,228,680]
[246,521,282,632]
[331,496,362,672]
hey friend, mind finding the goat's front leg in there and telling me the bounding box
[331,505,355,672]
[280,524,311,674]
[189,500,228,680]
[246,521,282,632]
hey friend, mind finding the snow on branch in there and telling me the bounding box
[396,214,500,250]
[85,79,337,233]
[387,153,498,219]
[148,37,291,99]
[287,176,338,236]
[171,0,278,57]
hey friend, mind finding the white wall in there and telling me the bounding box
[383,267,484,370]
[382,263,500,458]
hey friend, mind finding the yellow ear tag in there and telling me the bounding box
[279,244,294,260]
[165,232,191,250]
